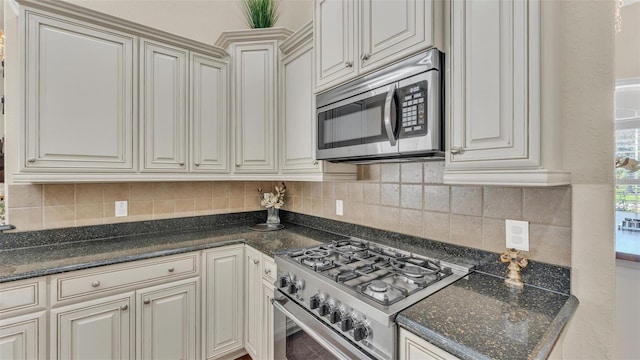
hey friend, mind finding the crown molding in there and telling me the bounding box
[279,22,312,55]
[215,27,294,49]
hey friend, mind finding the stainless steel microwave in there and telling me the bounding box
[316,49,444,163]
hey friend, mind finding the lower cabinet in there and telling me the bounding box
[399,328,460,360]
[203,245,244,359]
[0,312,47,360]
[245,245,277,360]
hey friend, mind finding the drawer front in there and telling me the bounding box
[262,256,277,283]
[0,278,46,317]
[53,254,198,304]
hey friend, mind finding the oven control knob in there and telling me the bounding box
[278,275,291,288]
[329,309,341,324]
[309,295,320,310]
[340,316,353,332]
[318,303,330,316]
[353,324,370,342]
[287,283,298,294]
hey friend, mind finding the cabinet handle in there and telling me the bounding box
[265,268,271,275]
[27,158,36,163]
[179,162,185,166]
[312,160,318,166]
[144,299,151,305]
[361,53,370,61]
[253,259,260,265]
[91,281,100,288]
[168,267,175,273]
[344,61,353,68]
[120,304,128,311]
[450,147,463,155]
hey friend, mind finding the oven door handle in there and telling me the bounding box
[271,294,377,360]
[384,83,397,146]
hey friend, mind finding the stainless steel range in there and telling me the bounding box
[272,239,473,360]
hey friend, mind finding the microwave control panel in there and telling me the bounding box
[397,80,428,138]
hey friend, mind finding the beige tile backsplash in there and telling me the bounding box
[7,164,572,266]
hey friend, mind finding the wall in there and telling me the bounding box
[616,2,640,79]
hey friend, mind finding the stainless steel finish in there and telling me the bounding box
[120,304,128,311]
[384,84,397,146]
[91,281,100,288]
[273,294,376,360]
[27,158,36,163]
[143,299,151,305]
[168,267,175,273]
[450,147,462,154]
[345,61,353,68]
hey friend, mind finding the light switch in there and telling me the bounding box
[505,219,529,251]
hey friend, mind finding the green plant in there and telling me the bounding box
[242,0,279,29]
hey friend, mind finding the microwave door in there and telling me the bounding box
[316,84,399,161]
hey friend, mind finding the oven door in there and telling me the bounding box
[273,292,375,360]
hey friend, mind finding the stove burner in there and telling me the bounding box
[304,249,331,259]
[390,259,442,278]
[368,280,389,292]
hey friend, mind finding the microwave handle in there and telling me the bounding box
[384,84,397,146]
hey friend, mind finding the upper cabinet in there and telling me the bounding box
[443,0,569,186]
[314,0,443,92]
[23,11,136,172]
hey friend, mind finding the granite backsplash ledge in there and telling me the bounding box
[280,211,571,295]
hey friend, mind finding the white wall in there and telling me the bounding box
[616,259,640,359]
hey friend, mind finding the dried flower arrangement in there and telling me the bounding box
[258,183,286,209]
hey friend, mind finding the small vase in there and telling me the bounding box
[266,207,280,224]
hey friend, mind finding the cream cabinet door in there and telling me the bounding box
[141,40,188,172]
[314,0,357,89]
[280,37,319,173]
[190,53,230,173]
[23,11,135,171]
[232,42,278,173]
[51,293,135,360]
[399,328,460,360]
[244,246,262,359]
[202,245,244,359]
[137,278,199,360]
[448,0,535,168]
[0,312,46,360]
[359,0,438,73]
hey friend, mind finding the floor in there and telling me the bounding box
[234,355,252,360]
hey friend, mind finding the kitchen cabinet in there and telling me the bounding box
[0,277,47,360]
[140,40,188,172]
[279,22,357,180]
[137,278,199,360]
[202,245,244,359]
[444,0,569,186]
[314,0,443,91]
[244,245,277,360]
[51,293,135,360]
[22,9,136,172]
[399,328,460,360]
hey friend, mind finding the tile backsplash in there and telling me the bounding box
[6,163,572,266]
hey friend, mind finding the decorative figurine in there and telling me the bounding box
[500,248,528,289]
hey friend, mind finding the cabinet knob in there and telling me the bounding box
[120,304,128,311]
[179,162,185,166]
[27,158,36,163]
[312,160,319,166]
[345,61,353,68]
[168,267,175,273]
[235,163,240,168]
[450,147,463,155]
[265,268,271,275]
[253,259,260,265]
[361,53,370,61]
[144,299,151,305]
[91,281,100,288]
[194,163,200,167]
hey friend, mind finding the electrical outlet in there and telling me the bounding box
[336,200,344,216]
[505,219,529,251]
[115,201,128,217]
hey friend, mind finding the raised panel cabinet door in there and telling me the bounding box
[314,0,357,89]
[280,40,320,173]
[190,53,230,173]
[360,0,435,72]
[141,40,188,172]
[51,293,134,360]
[233,42,278,173]
[0,312,46,360]
[203,246,244,359]
[448,0,538,168]
[398,328,460,360]
[244,246,262,359]
[24,12,135,171]
[137,278,199,360]
[261,280,275,360]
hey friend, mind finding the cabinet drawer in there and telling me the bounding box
[262,256,277,283]
[52,254,198,304]
[0,278,46,317]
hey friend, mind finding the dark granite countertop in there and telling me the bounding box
[397,273,579,360]
[0,222,346,283]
